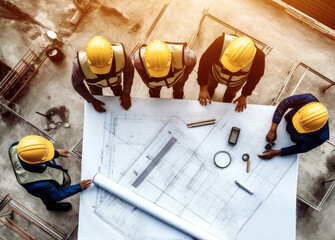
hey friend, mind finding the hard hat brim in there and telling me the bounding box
[147,64,170,78]
[88,64,112,75]
[45,139,55,161]
[220,55,243,73]
[292,110,311,134]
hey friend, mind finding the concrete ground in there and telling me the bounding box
[0,0,334,239]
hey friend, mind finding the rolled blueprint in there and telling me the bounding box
[93,173,220,240]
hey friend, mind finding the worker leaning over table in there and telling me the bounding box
[72,36,134,112]
[258,93,329,159]
[133,40,196,99]
[9,135,92,211]
[197,33,265,112]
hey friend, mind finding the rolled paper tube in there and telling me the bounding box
[93,173,220,240]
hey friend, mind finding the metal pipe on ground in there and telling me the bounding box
[0,51,36,96]
[0,219,30,240]
[9,55,48,104]
[0,47,35,89]
[130,0,170,57]
[5,217,36,240]
[0,47,33,88]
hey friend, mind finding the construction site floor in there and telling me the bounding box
[0,0,335,239]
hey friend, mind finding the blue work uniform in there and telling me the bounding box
[9,142,82,206]
[273,94,329,156]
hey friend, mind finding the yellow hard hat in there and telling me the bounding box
[17,135,55,164]
[86,36,113,74]
[292,102,328,133]
[145,40,171,78]
[221,36,256,73]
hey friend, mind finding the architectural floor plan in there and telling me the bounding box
[92,102,296,240]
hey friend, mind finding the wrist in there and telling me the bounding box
[200,85,208,91]
[270,123,278,132]
[273,149,281,156]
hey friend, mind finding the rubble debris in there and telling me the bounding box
[38,106,69,130]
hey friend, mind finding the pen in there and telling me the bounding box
[235,180,254,195]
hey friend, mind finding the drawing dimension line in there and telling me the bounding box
[132,137,177,188]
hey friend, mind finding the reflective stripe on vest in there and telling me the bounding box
[211,35,254,87]
[78,43,126,88]
[139,43,186,88]
[9,145,70,187]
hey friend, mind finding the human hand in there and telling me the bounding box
[80,179,92,190]
[258,149,281,160]
[57,149,69,158]
[266,123,278,142]
[198,86,211,106]
[120,93,131,110]
[92,99,106,113]
[233,95,247,112]
[266,130,277,142]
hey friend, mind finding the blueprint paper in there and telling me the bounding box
[94,174,220,240]
[93,101,295,240]
[79,97,297,240]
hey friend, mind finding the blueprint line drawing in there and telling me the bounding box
[94,106,296,240]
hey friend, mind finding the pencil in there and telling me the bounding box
[247,159,250,173]
[186,118,216,126]
[187,122,215,128]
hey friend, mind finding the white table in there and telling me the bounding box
[78,97,297,240]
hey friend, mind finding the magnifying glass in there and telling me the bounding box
[242,153,250,173]
[214,151,231,168]
[242,153,250,161]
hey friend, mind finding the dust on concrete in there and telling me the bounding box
[0,0,45,27]
[98,2,141,33]
[296,199,312,219]
[326,149,335,172]
[312,176,327,202]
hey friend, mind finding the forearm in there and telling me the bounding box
[122,54,134,94]
[270,122,278,132]
[281,141,324,156]
[72,82,96,103]
[44,183,82,203]
[241,78,261,97]
[241,48,265,97]
[197,37,222,86]
[273,94,317,123]
[184,47,196,76]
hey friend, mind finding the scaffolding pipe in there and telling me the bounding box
[9,55,48,104]
[189,8,208,48]
[130,0,170,57]
[5,217,36,240]
[0,219,30,240]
